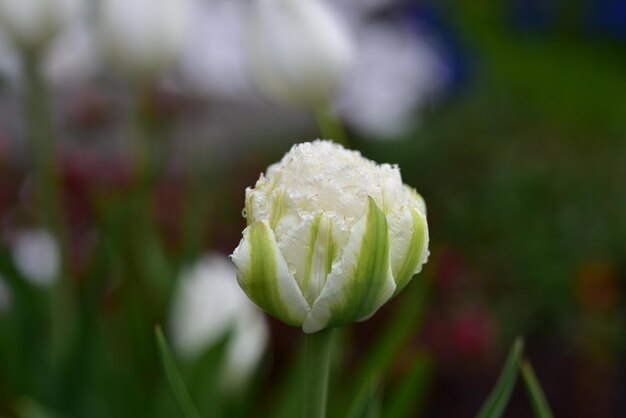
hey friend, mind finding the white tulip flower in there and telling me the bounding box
[337,23,447,139]
[248,0,355,108]
[0,0,81,50]
[169,253,269,390]
[0,33,18,79]
[11,228,60,287]
[44,19,99,87]
[99,0,192,77]
[0,5,98,89]
[178,0,254,99]
[335,0,398,18]
[0,19,98,87]
[231,141,429,333]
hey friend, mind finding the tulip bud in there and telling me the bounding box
[0,0,81,51]
[170,254,269,391]
[248,0,355,108]
[231,141,429,333]
[99,0,192,77]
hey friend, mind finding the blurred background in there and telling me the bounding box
[0,0,625,417]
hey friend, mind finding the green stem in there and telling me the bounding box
[131,84,162,192]
[126,83,172,300]
[179,158,211,263]
[22,49,74,375]
[22,51,67,258]
[304,328,333,418]
[315,105,348,147]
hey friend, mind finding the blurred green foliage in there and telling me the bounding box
[360,1,626,347]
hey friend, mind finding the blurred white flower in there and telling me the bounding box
[11,228,60,287]
[44,19,99,87]
[248,0,355,108]
[99,0,192,77]
[336,22,447,139]
[178,0,254,100]
[169,253,269,391]
[0,0,81,50]
[0,10,98,87]
[334,0,400,24]
[0,33,18,80]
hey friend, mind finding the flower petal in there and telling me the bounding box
[279,214,337,306]
[231,220,309,326]
[303,197,395,333]
[303,214,336,306]
[391,207,428,295]
[409,187,427,216]
[278,217,315,293]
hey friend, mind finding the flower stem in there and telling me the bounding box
[304,328,333,418]
[315,105,348,147]
[126,83,171,299]
[22,50,67,258]
[22,49,74,370]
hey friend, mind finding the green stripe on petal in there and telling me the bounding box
[231,220,309,326]
[269,190,286,230]
[301,214,322,297]
[407,186,426,216]
[278,214,338,306]
[392,208,428,296]
[303,214,335,306]
[304,197,395,333]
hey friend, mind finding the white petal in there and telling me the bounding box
[279,214,337,306]
[388,205,428,294]
[304,198,395,333]
[231,220,310,326]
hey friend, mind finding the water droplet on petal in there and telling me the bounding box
[287,263,297,275]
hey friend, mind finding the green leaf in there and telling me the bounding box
[520,360,554,418]
[385,352,432,418]
[345,376,381,418]
[186,332,231,418]
[266,343,307,418]
[14,398,67,418]
[475,338,524,418]
[339,276,431,416]
[0,253,47,393]
[155,326,201,418]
